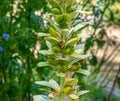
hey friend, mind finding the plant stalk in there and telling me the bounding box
[60,76,65,101]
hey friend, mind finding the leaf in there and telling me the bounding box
[69,55,89,66]
[49,27,61,38]
[72,49,83,55]
[56,57,69,65]
[73,22,89,32]
[66,28,74,39]
[56,57,69,61]
[77,90,89,96]
[56,72,65,77]
[69,94,79,100]
[37,33,50,37]
[47,0,61,9]
[39,50,53,55]
[72,54,90,59]
[65,37,80,47]
[35,79,60,92]
[45,37,60,45]
[65,78,78,86]
[37,62,50,67]
[77,69,90,76]
[55,14,71,29]
[45,17,61,34]
[35,81,54,88]
[78,34,90,38]
[33,95,52,101]
[46,41,52,49]
[49,79,60,90]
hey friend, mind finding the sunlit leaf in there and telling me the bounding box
[37,62,50,67]
[45,17,61,34]
[33,95,52,101]
[65,78,78,86]
[45,37,60,45]
[77,69,90,76]
[56,57,69,65]
[77,90,89,96]
[69,55,89,66]
[72,54,90,59]
[49,79,60,90]
[55,14,71,29]
[37,33,50,37]
[35,81,54,88]
[46,41,52,49]
[65,38,80,47]
[72,49,83,55]
[35,79,60,92]
[73,22,89,32]
[49,27,61,38]
[39,50,53,55]
[69,94,79,100]
[56,57,69,61]
[56,72,65,77]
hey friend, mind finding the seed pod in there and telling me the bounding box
[55,65,61,72]
[48,57,58,66]
[48,59,57,66]
[67,5,76,13]
[49,27,61,38]
[63,86,73,94]
[69,64,80,71]
[64,46,74,55]
[55,65,68,72]
[52,46,61,53]
[52,8,62,15]
[55,14,71,29]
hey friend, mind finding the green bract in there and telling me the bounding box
[52,8,62,15]
[49,27,61,38]
[64,46,74,55]
[66,5,76,13]
[52,46,61,53]
[55,14,71,29]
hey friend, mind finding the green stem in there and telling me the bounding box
[60,76,65,101]
[60,93,64,101]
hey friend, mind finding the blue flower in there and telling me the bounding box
[2,33,10,40]
[0,46,3,52]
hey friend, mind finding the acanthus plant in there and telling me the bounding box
[33,0,90,101]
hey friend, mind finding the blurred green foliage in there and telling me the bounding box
[0,0,50,101]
